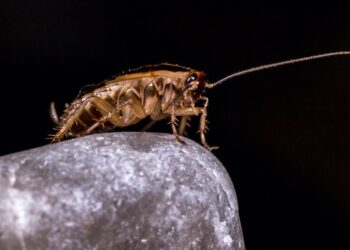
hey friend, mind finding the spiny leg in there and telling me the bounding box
[78,113,113,136]
[170,102,186,144]
[178,116,191,136]
[79,91,148,137]
[198,97,218,151]
[51,97,95,142]
[126,89,147,118]
[125,91,165,133]
[77,97,131,137]
[172,103,218,151]
[141,120,158,132]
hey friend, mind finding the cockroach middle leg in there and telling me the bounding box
[178,116,191,136]
[142,120,158,132]
[170,103,186,144]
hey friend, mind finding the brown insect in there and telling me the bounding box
[50,51,350,150]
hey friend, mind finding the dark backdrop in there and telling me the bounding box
[1,1,350,249]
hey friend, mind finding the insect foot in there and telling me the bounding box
[0,132,245,250]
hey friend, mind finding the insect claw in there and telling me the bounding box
[175,136,187,145]
[207,145,219,151]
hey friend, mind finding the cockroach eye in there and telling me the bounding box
[185,73,198,86]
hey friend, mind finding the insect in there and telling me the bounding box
[50,51,350,150]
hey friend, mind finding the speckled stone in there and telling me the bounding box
[0,132,245,250]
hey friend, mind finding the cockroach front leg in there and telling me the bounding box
[173,99,218,151]
[198,97,219,151]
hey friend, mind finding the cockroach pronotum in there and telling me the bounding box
[50,51,350,150]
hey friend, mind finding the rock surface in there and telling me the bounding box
[0,132,245,250]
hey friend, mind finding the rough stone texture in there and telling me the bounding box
[0,132,245,250]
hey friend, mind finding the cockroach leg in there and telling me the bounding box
[173,103,217,151]
[78,119,103,136]
[178,116,190,136]
[91,97,117,117]
[170,103,186,144]
[141,120,158,132]
[199,97,219,151]
[127,91,147,118]
[51,96,95,142]
[78,98,130,136]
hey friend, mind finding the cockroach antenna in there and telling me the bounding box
[213,51,350,87]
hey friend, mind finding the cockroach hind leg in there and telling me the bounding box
[48,132,61,143]
[46,133,56,142]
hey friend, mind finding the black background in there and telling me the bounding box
[1,1,350,249]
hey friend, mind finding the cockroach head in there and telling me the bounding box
[183,71,207,102]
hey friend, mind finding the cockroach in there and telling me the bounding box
[50,51,350,150]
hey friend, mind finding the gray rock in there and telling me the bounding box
[0,132,245,250]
